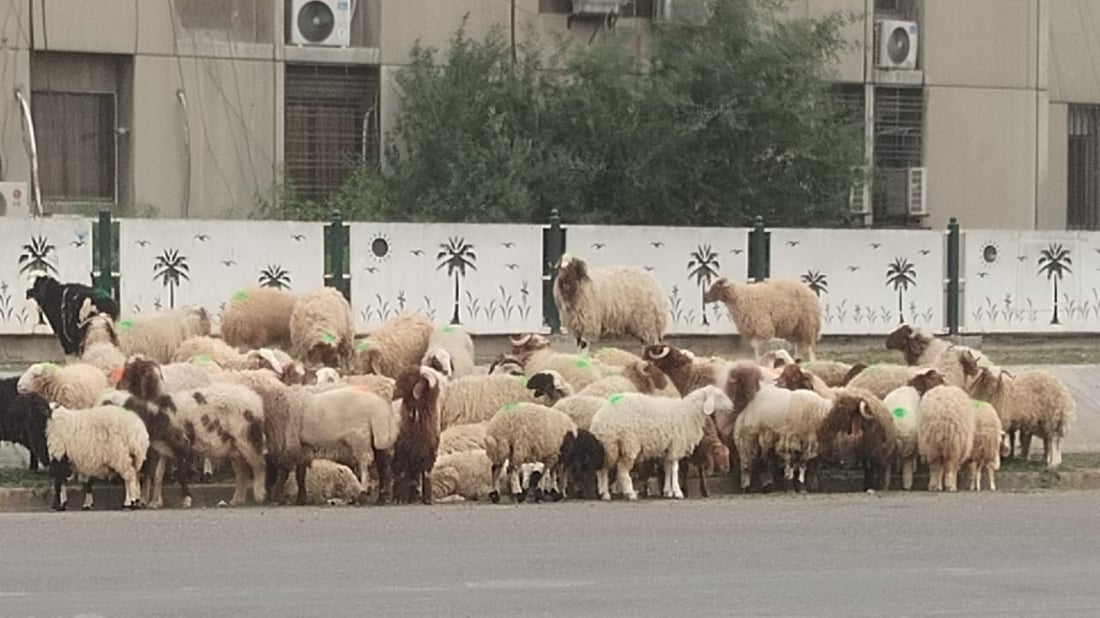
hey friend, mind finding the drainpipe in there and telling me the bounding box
[176,90,193,218]
[13,88,43,216]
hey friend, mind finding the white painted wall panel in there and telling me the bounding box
[0,216,93,335]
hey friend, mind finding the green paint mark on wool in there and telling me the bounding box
[502,402,521,412]
[356,340,371,351]
[574,358,591,369]
[440,325,455,333]
[609,393,626,406]
[193,354,213,365]
[322,333,336,344]
[892,407,907,420]
[971,399,984,409]
[516,376,528,387]
[118,319,134,331]
[232,290,249,301]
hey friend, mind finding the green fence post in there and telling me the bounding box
[542,209,565,334]
[96,210,114,300]
[946,216,960,335]
[326,210,349,300]
[747,216,770,281]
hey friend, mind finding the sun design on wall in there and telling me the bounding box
[980,241,1001,266]
[367,232,392,263]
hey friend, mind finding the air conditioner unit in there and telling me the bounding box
[849,167,870,215]
[875,19,919,70]
[289,0,351,47]
[0,182,29,217]
[906,166,927,216]
[569,0,622,28]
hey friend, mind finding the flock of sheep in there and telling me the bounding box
[0,253,1078,511]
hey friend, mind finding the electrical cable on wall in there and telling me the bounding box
[176,89,192,218]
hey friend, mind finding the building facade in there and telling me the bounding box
[0,0,1096,231]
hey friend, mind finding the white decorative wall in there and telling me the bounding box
[118,219,324,333]
[348,223,543,334]
[962,230,1100,333]
[768,228,945,335]
[0,216,94,335]
[563,225,750,335]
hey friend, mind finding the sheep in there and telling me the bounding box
[431,449,495,503]
[281,459,365,506]
[773,363,836,400]
[0,378,47,472]
[589,385,732,501]
[353,312,434,379]
[680,418,731,498]
[553,396,605,432]
[703,277,822,361]
[17,362,109,410]
[421,324,476,380]
[289,287,356,370]
[885,324,986,388]
[483,402,578,503]
[556,428,606,499]
[438,421,490,456]
[439,374,537,430]
[844,363,926,399]
[26,275,119,356]
[883,369,947,490]
[76,311,127,376]
[219,287,297,351]
[801,360,859,388]
[966,400,1003,492]
[643,343,737,397]
[917,384,976,492]
[590,346,643,368]
[117,306,212,364]
[552,254,667,351]
[390,366,444,504]
[345,374,396,401]
[24,401,148,511]
[509,333,604,391]
[487,355,525,376]
[576,360,678,398]
[816,387,897,491]
[960,352,1074,468]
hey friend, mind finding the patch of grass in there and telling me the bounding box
[0,468,49,488]
[1000,452,1100,473]
[816,343,1100,366]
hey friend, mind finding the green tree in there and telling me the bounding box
[1037,243,1072,325]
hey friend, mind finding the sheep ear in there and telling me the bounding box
[703,392,716,416]
[413,379,425,400]
[858,400,873,420]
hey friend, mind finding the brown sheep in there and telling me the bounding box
[643,344,725,397]
[816,387,897,491]
[679,417,731,498]
[390,366,444,505]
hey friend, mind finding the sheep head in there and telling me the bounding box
[81,313,120,351]
[725,364,763,415]
[423,349,455,379]
[306,338,344,371]
[884,324,929,365]
[820,393,869,443]
[702,278,733,304]
[488,354,525,376]
[760,349,794,369]
[526,370,569,404]
[554,255,589,304]
[118,355,165,401]
[693,384,733,417]
[959,349,984,379]
[840,363,868,385]
[964,364,1004,402]
[623,360,669,394]
[907,368,946,395]
[643,344,691,373]
[245,348,285,377]
[16,363,53,395]
[395,366,443,425]
[710,440,731,474]
[775,364,815,392]
[509,333,549,359]
[352,343,382,375]
[313,367,341,385]
[25,275,57,303]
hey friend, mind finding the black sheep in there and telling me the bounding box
[557,429,606,500]
[25,276,118,356]
[0,378,49,472]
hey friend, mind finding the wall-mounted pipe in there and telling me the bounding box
[13,88,43,216]
[176,89,192,218]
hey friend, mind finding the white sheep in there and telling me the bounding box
[431,449,496,502]
[589,346,643,368]
[483,402,578,503]
[219,287,297,351]
[289,287,356,370]
[281,458,366,506]
[844,363,926,399]
[421,324,476,380]
[117,306,212,364]
[966,400,1003,492]
[509,333,605,391]
[18,362,109,410]
[917,384,976,492]
[703,277,821,361]
[576,360,678,399]
[800,359,859,388]
[353,312,435,379]
[77,312,126,376]
[439,373,537,430]
[36,402,149,511]
[552,254,667,351]
[886,324,987,388]
[882,369,947,490]
[589,385,732,500]
[438,421,490,456]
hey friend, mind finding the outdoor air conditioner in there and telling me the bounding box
[289,0,351,47]
[875,19,919,70]
[569,0,622,28]
[849,167,870,215]
[906,166,927,216]
[0,181,29,217]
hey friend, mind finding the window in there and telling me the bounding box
[875,0,919,19]
[1068,105,1100,230]
[539,0,654,16]
[31,91,116,201]
[539,0,572,13]
[284,64,380,203]
[873,86,923,170]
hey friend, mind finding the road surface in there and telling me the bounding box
[0,491,1097,617]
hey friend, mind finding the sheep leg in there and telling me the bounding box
[879,460,891,491]
[509,466,524,502]
[1007,430,1017,459]
[229,457,249,506]
[661,461,674,498]
[175,454,193,509]
[986,464,997,491]
[796,464,807,491]
[616,461,637,501]
[490,464,504,503]
[82,478,95,511]
[202,457,214,483]
[596,469,611,501]
[238,447,267,505]
[927,463,942,491]
[148,456,167,509]
[1051,436,1064,468]
[1018,431,1032,461]
[1042,435,1055,468]
[749,339,761,361]
[119,465,141,509]
[50,460,69,511]
[668,459,684,499]
[699,465,710,499]
[140,451,156,506]
[901,458,915,491]
[295,463,309,506]
[373,449,391,505]
[420,471,432,505]
[944,464,959,492]
[970,461,981,492]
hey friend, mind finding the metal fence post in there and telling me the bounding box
[542,209,565,334]
[95,210,115,300]
[747,216,770,281]
[326,210,349,300]
[946,216,960,335]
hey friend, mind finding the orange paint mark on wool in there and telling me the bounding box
[109,366,124,385]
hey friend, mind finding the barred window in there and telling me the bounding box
[32,91,116,202]
[1068,105,1100,230]
[873,86,923,170]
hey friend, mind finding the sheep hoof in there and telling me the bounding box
[513,492,526,504]
[81,505,93,511]
[549,490,562,502]
[354,491,370,506]
[180,496,193,509]
[52,502,67,512]
[489,491,500,504]
[201,473,214,484]
[533,488,544,503]
[127,501,142,510]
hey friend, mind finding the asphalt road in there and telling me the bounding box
[0,492,1097,617]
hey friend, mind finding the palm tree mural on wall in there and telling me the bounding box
[885,258,917,323]
[436,237,477,325]
[687,245,720,325]
[1037,243,1072,325]
[19,235,59,326]
[800,270,828,296]
[258,264,291,290]
[153,249,190,309]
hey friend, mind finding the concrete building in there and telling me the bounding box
[0,0,1096,231]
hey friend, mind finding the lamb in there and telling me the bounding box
[966,400,1003,492]
[390,366,444,504]
[552,254,667,351]
[117,306,212,363]
[589,385,732,500]
[882,369,947,490]
[885,324,986,388]
[703,277,822,361]
[643,343,738,397]
[509,333,604,391]
[421,324,476,380]
[960,352,1074,468]
[0,378,48,471]
[816,387,897,491]
[25,275,119,356]
[431,449,496,502]
[353,312,434,379]
[24,401,148,511]
[916,384,977,492]
[289,287,356,370]
[17,362,109,410]
[844,363,926,399]
[281,459,365,506]
[438,421,490,455]
[219,287,297,351]
[483,402,578,503]
[439,373,537,430]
